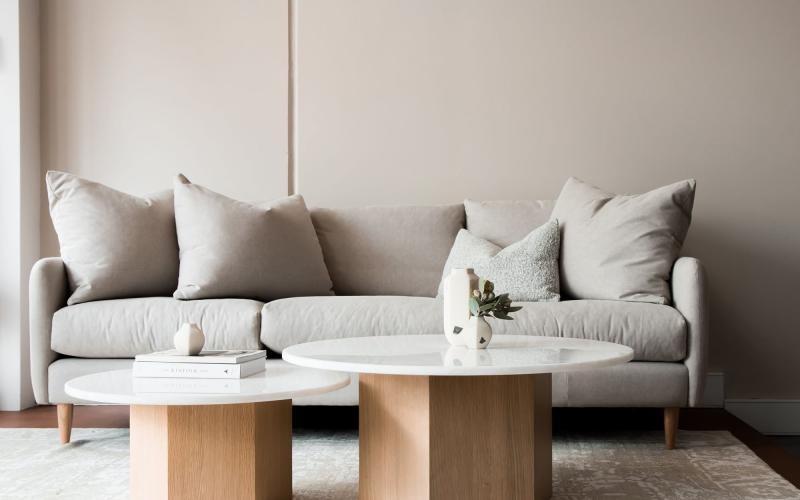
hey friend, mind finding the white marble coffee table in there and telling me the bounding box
[65,360,349,500]
[283,335,633,500]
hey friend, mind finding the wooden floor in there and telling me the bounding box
[0,404,130,428]
[1,406,798,489]
[778,437,800,460]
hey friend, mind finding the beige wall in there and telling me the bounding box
[295,0,800,399]
[40,0,289,255]
[0,0,39,410]
[39,0,800,400]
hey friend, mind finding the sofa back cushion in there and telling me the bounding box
[311,205,465,296]
[46,171,179,305]
[173,175,333,301]
[464,199,554,247]
[551,177,696,304]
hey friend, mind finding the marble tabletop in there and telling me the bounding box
[282,335,634,377]
[64,360,350,405]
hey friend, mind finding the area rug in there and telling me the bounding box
[0,429,797,499]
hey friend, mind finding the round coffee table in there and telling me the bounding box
[65,360,349,500]
[283,335,633,500]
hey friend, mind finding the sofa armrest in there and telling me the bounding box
[672,257,709,407]
[29,257,68,404]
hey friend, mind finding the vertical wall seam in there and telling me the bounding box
[287,0,296,195]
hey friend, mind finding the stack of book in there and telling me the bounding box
[133,349,266,379]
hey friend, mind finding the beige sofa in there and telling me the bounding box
[30,202,708,446]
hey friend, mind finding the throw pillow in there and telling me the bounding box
[550,177,696,304]
[438,219,560,302]
[46,170,179,305]
[173,175,333,301]
[464,199,555,247]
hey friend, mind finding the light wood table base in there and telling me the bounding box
[130,401,291,500]
[359,373,552,500]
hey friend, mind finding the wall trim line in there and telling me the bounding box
[287,0,297,196]
[701,372,725,408]
[725,399,800,435]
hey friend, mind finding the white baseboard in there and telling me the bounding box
[698,372,800,435]
[725,399,800,435]
[702,372,725,408]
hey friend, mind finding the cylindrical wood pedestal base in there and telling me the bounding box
[130,401,292,500]
[359,373,552,500]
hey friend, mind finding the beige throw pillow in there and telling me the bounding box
[173,175,332,301]
[550,177,696,304]
[46,171,179,305]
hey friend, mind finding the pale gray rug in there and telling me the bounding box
[0,429,797,499]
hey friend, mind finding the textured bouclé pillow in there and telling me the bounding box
[438,219,560,302]
[550,177,696,304]
[173,175,333,301]
[46,170,179,305]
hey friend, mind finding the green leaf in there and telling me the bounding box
[507,306,522,312]
[479,301,496,312]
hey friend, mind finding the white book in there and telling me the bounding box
[134,349,266,364]
[133,377,243,394]
[133,358,266,379]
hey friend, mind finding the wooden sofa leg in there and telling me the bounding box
[57,404,74,444]
[664,407,679,449]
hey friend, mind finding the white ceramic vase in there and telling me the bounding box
[174,323,205,355]
[464,316,492,349]
[443,268,479,346]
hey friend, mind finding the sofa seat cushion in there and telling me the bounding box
[51,297,263,358]
[494,300,687,362]
[261,297,686,362]
[262,296,442,352]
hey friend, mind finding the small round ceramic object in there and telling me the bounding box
[174,323,205,355]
